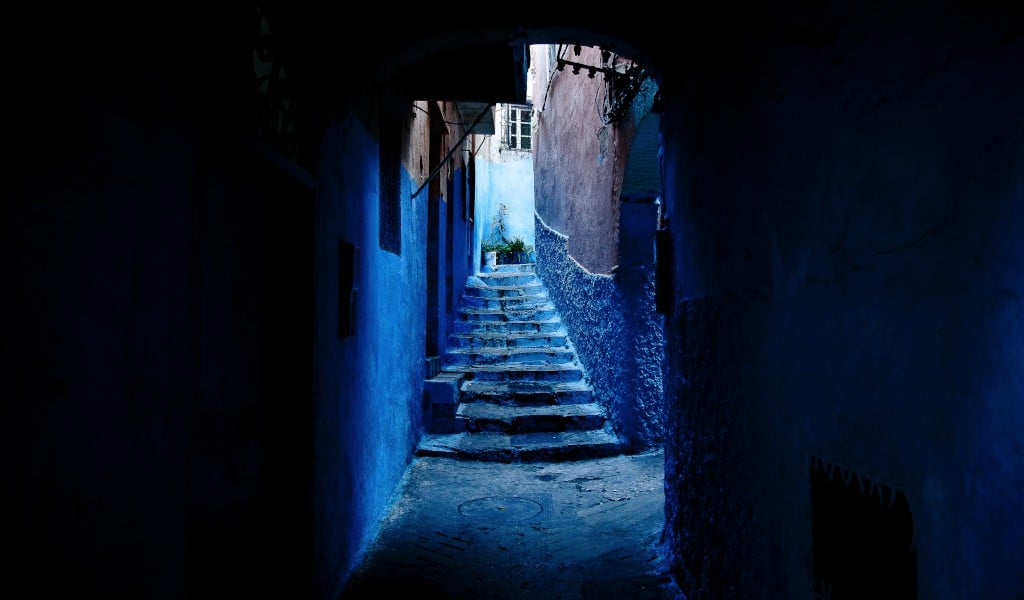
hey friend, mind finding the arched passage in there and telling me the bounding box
[292,22,685,599]
[8,6,1024,600]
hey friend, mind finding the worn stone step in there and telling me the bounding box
[453,319,564,335]
[443,346,576,367]
[461,294,551,310]
[430,262,626,463]
[492,263,535,273]
[448,331,570,349]
[415,425,625,462]
[457,402,607,434]
[464,282,545,299]
[459,380,595,405]
[459,306,559,322]
[448,362,584,383]
[477,272,539,287]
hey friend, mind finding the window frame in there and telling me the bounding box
[504,103,533,152]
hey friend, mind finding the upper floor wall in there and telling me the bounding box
[470,99,538,270]
[531,44,660,275]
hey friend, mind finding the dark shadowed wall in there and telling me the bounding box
[5,55,315,598]
[658,5,1024,597]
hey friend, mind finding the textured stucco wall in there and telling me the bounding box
[314,114,428,599]
[658,8,1024,598]
[533,45,634,274]
[535,214,665,449]
[530,44,665,449]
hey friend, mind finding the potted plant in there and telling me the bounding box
[480,239,506,271]
[499,236,533,265]
[481,203,512,270]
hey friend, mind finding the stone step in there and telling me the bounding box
[415,425,625,463]
[448,331,570,349]
[426,263,625,463]
[464,282,546,299]
[447,362,584,383]
[459,380,595,405]
[459,306,560,322]
[477,272,538,287]
[457,401,607,434]
[492,263,535,273]
[453,319,564,335]
[461,294,552,310]
[443,346,576,367]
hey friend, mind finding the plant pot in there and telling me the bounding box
[497,252,525,265]
[483,251,497,272]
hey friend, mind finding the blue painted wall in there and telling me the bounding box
[535,214,665,448]
[473,153,535,271]
[446,169,473,345]
[313,115,430,598]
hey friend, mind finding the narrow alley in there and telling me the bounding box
[7,6,1024,600]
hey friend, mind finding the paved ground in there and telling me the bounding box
[340,450,682,599]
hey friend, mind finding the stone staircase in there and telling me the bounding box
[417,263,625,462]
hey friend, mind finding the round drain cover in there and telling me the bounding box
[458,496,542,522]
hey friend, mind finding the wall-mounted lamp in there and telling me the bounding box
[556,58,629,83]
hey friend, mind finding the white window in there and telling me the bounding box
[505,104,532,151]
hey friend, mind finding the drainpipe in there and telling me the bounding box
[411,104,493,199]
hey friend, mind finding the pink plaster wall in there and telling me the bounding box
[533,45,640,275]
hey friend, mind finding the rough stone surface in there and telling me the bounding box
[419,263,627,461]
[341,451,681,599]
[535,214,665,449]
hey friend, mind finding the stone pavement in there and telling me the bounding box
[340,450,683,599]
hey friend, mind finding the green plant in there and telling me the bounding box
[504,236,533,253]
[483,205,534,262]
[490,203,510,243]
[481,239,508,254]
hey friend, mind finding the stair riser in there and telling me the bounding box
[444,350,575,367]
[463,368,583,383]
[453,321,564,334]
[448,335,569,349]
[459,414,607,434]
[492,264,535,273]
[460,387,595,405]
[477,274,538,286]
[461,296,551,310]
[418,443,622,463]
[465,285,544,299]
[460,307,559,322]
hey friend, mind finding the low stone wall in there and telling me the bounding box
[534,213,665,449]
